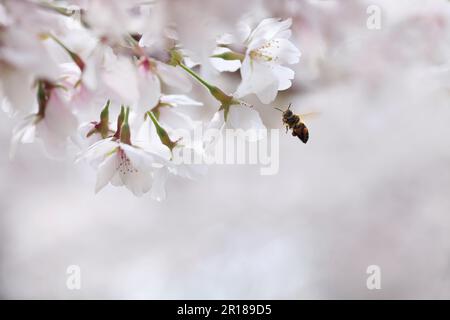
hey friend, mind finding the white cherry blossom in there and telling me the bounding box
[10,86,77,158]
[134,56,193,115]
[238,18,301,103]
[204,103,266,157]
[79,137,167,197]
[212,18,301,104]
[137,115,207,201]
[153,94,203,131]
[0,28,59,115]
[0,1,303,200]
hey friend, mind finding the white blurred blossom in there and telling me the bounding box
[10,87,77,158]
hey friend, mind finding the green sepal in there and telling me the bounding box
[147,111,180,151]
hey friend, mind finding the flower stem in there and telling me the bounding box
[172,50,248,122]
[178,63,214,91]
[47,33,85,71]
[178,63,233,105]
[37,2,76,17]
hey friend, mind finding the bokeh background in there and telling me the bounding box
[2,0,450,299]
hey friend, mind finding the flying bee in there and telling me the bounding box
[275,104,318,144]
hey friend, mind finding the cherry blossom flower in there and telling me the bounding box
[149,140,208,202]
[72,100,113,151]
[80,138,164,196]
[0,28,59,115]
[203,102,266,158]
[136,56,161,113]
[212,18,301,104]
[150,94,203,131]
[10,83,77,158]
[172,52,267,145]
[71,0,151,42]
[134,56,192,113]
[59,43,140,118]
[79,107,167,196]
[138,112,207,201]
[0,0,303,200]
[144,138,208,202]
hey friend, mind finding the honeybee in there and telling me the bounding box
[275,104,318,144]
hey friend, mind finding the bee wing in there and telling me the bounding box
[299,112,321,121]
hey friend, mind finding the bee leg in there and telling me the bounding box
[285,126,289,134]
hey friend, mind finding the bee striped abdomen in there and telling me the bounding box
[292,122,309,144]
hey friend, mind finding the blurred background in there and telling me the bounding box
[2,0,450,299]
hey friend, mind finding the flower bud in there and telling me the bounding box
[120,107,131,145]
[113,106,125,140]
[211,51,244,62]
[98,100,111,138]
[147,111,180,151]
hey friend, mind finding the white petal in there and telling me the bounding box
[236,58,279,104]
[236,22,252,43]
[121,144,156,171]
[1,28,59,80]
[216,33,235,45]
[159,108,196,131]
[206,111,225,132]
[1,97,12,116]
[82,58,99,90]
[9,116,36,159]
[137,69,161,111]
[31,91,78,159]
[210,48,242,73]
[44,90,78,139]
[20,122,37,143]
[95,153,118,193]
[172,146,208,180]
[37,122,69,159]
[139,32,156,48]
[0,67,35,114]
[77,139,118,165]
[227,105,266,141]
[150,167,169,202]
[103,54,139,106]
[156,61,192,92]
[0,3,9,25]
[72,122,101,151]
[109,147,153,196]
[134,120,172,161]
[204,111,225,156]
[160,94,203,107]
[266,38,301,65]
[110,170,123,187]
[248,18,292,48]
[273,65,295,91]
[121,167,152,197]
